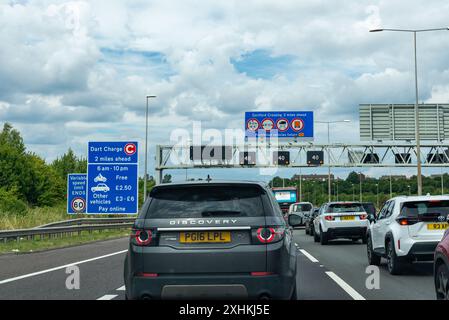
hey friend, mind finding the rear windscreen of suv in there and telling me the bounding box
[362,203,376,216]
[146,185,266,218]
[327,203,365,213]
[297,204,312,211]
[400,200,449,221]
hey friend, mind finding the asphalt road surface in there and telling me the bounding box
[0,228,437,300]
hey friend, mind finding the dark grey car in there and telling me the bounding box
[124,180,298,300]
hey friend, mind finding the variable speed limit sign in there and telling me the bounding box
[307,151,324,166]
[273,151,290,165]
[67,174,87,214]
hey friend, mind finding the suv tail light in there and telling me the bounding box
[253,227,286,244]
[131,228,156,246]
[396,217,418,226]
[324,215,335,221]
[359,214,368,220]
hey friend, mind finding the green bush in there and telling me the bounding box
[0,188,27,216]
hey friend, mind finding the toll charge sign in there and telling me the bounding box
[67,174,87,214]
[245,111,314,139]
[87,141,138,215]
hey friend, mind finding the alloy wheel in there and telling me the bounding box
[436,267,449,300]
[387,243,393,272]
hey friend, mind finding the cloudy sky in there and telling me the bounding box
[1,0,449,181]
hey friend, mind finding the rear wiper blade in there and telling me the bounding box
[201,210,242,217]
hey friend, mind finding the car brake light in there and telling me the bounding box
[359,214,368,220]
[396,217,418,226]
[255,227,285,244]
[250,272,275,276]
[324,215,335,221]
[137,272,158,278]
[131,229,153,246]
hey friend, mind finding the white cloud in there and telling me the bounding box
[1,0,449,180]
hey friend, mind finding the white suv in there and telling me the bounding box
[288,202,313,226]
[367,195,449,275]
[313,202,370,245]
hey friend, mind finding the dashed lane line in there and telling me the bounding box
[325,271,366,300]
[97,294,118,300]
[299,249,319,263]
[117,285,125,291]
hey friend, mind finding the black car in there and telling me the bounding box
[124,180,298,300]
[305,207,320,236]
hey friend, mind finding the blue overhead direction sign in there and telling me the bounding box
[86,141,138,215]
[245,111,314,140]
[67,174,87,214]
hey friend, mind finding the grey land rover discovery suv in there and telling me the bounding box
[123,180,298,300]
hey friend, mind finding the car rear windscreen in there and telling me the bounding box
[327,203,365,213]
[400,200,449,222]
[146,185,266,218]
[362,203,376,216]
[297,204,312,211]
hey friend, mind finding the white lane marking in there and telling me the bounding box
[117,285,126,291]
[0,250,128,285]
[325,271,366,301]
[97,294,118,300]
[299,249,319,263]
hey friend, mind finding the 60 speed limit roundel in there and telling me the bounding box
[71,197,86,213]
[124,143,137,156]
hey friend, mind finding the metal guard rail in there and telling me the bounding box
[35,217,136,228]
[0,222,134,242]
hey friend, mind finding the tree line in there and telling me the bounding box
[269,171,449,209]
[0,123,157,216]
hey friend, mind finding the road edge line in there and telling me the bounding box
[0,249,128,285]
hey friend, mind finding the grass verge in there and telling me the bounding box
[0,229,130,255]
[0,203,68,230]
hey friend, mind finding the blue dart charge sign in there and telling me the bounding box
[245,111,314,140]
[87,141,138,214]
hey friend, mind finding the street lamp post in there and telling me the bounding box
[376,183,379,208]
[144,95,156,201]
[336,180,339,201]
[359,171,363,202]
[352,183,355,201]
[390,169,393,199]
[316,120,351,202]
[370,27,449,196]
[441,167,444,195]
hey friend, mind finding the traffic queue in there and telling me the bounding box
[285,196,449,300]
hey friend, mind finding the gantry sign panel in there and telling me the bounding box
[360,104,449,142]
[156,143,449,171]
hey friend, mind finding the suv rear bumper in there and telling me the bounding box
[404,241,440,261]
[126,273,295,300]
[326,227,367,239]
